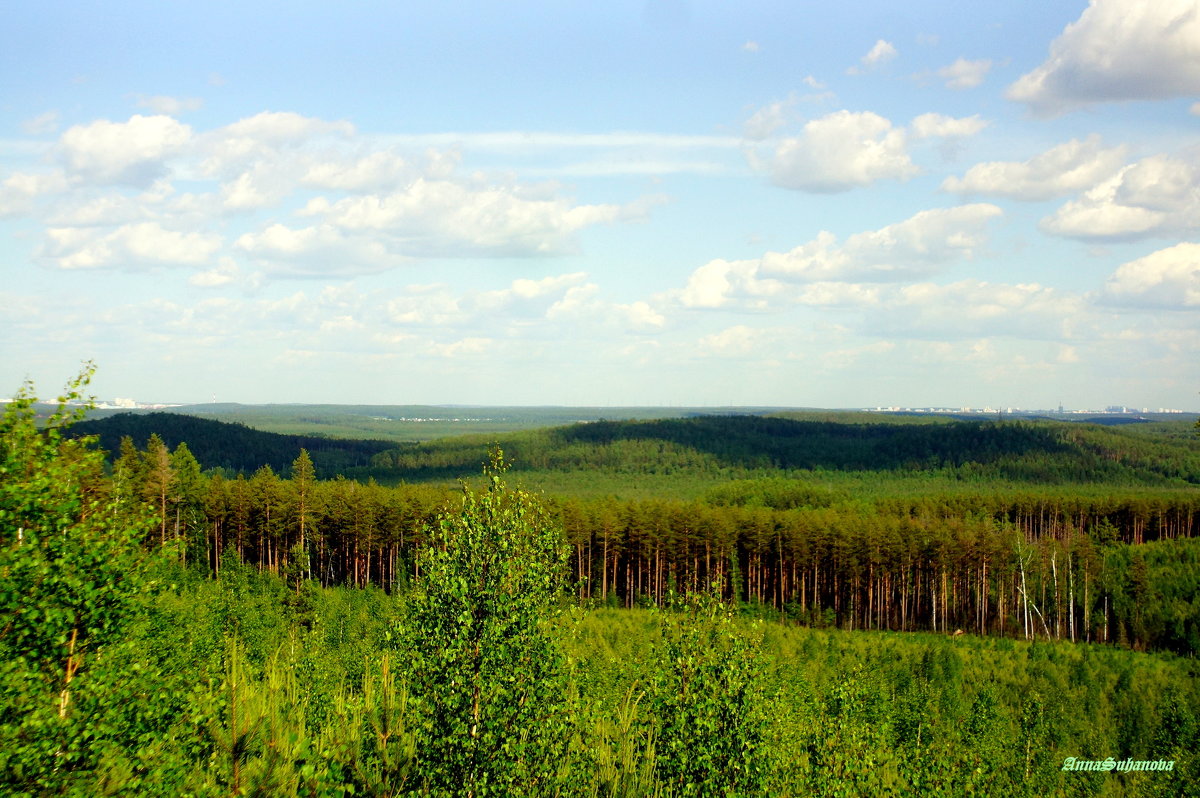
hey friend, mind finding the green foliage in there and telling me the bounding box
[8,381,1200,794]
[399,448,578,796]
[646,588,769,796]
[0,367,158,795]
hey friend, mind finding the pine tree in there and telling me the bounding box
[142,433,174,547]
[291,449,316,581]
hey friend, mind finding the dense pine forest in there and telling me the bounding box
[72,406,1200,654]
[4,372,1198,795]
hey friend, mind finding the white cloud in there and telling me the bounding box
[199,111,355,177]
[22,112,664,278]
[743,41,760,53]
[762,204,1002,280]
[748,110,918,192]
[135,95,204,115]
[616,300,666,330]
[0,171,70,217]
[219,111,354,146]
[942,135,1128,200]
[1039,154,1200,240]
[304,178,626,257]
[1100,242,1200,308]
[678,258,785,310]
[386,285,464,326]
[677,204,1002,309]
[743,96,796,141]
[873,280,1084,340]
[475,273,590,316]
[1008,0,1200,115]
[545,283,667,332]
[189,257,250,288]
[301,150,415,192]
[57,115,193,186]
[910,113,988,139]
[937,58,993,89]
[235,223,403,277]
[39,222,221,270]
[848,39,898,74]
[793,282,883,307]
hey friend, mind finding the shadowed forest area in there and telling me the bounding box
[4,374,1198,795]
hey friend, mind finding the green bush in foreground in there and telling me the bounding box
[398,449,578,796]
[0,368,159,796]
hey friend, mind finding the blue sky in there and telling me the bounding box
[3,1,1199,409]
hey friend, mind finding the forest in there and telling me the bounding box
[70,406,1200,654]
[4,372,1198,795]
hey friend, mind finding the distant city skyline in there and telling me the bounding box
[3,2,1199,409]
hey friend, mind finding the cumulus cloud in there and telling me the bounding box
[19,110,652,278]
[773,204,1002,278]
[748,110,918,192]
[474,273,591,318]
[235,223,404,277]
[937,58,993,89]
[848,40,898,74]
[1100,242,1200,308]
[677,204,1002,309]
[910,113,988,139]
[679,258,786,310]
[302,179,626,257]
[301,150,416,192]
[942,135,1128,200]
[198,111,355,177]
[0,171,70,217]
[39,222,221,270]
[1039,154,1200,240]
[57,115,193,186]
[1008,0,1200,115]
[546,283,667,332]
[385,284,465,327]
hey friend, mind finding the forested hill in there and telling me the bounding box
[67,411,1200,488]
[369,415,1200,486]
[70,412,394,476]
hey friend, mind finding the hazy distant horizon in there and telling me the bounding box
[48,397,1199,416]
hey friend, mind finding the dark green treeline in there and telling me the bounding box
[113,434,1200,655]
